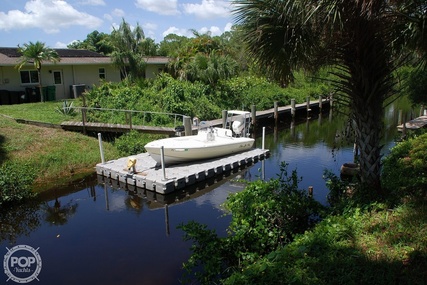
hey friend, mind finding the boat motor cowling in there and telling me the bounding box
[232,120,244,136]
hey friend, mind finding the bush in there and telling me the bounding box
[0,162,37,205]
[113,131,166,156]
[178,162,325,284]
[382,132,427,200]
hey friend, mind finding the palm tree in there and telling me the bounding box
[15,41,60,102]
[232,0,426,196]
[109,19,146,79]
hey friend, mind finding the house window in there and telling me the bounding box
[20,70,39,84]
[99,68,106,79]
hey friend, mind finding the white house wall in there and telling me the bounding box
[0,64,121,100]
[0,66,24,92]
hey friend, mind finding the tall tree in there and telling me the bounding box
[109,19,146,79]
[15,41,60,102]
[158,34,190,57]
[140,37,158,56]
[67,30,114,55]
[167,31,239,85]
[233,0,426,196]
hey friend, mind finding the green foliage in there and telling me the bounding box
[67,30,114,55]
[16,41,60,72]
[217,73,332,111]
[110,19,147,79]
[83,65,333,122]
[178,163,325,284]
[224,162,325,263]
[55,100,77,116]
[0,162,37,206]
[225,203,427,285]
[113,131,165,156]
[382,133,427,199]
[404,67,427,106]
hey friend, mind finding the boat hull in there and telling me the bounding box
[145,134,254,165]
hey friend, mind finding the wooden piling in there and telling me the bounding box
[251,105,256,126]
[222,110,227,128]
[291,99,296,117]
[183,116,192,136]
[126,111,133,130]
[274,101,278,123]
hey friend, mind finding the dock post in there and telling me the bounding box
[251,105,256,126]
[127,111,133,130]
[222,110,227,128]
[160,146,167,180]
[319,95,323,110]
[306,96,311,115]
[274,101,278,123]
[262,127,266,150]
[81,107,87,135]
[291,99,296,117]
[98,133,105,164]
[183,116,192,136]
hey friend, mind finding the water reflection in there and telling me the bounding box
[99,168,250,211]
[42,198,78,226]
[0,201,41,245]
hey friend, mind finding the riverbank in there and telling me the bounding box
[0,111,121,195]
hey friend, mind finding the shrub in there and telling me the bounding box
[113,131,166,156]
[382,132,427,200]
[178,162,325,284]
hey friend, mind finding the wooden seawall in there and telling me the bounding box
[96,148,269,195]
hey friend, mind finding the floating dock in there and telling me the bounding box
[96,148,269,195]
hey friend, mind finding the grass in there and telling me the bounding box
[0,100,82,124]
[0,101,121,192]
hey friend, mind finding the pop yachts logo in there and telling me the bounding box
[3,245,42,283]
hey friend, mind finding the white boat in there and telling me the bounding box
[144,110,255,165]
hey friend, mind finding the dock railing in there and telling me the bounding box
[69,106,186,130]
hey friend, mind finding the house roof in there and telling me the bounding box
[0,47,170,66]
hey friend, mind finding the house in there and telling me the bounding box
[0,47,170,104]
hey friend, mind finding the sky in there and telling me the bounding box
[0,0,235,48]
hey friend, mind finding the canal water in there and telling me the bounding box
[0,103,409,284]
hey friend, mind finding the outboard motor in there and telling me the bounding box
[232,120,244,136]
